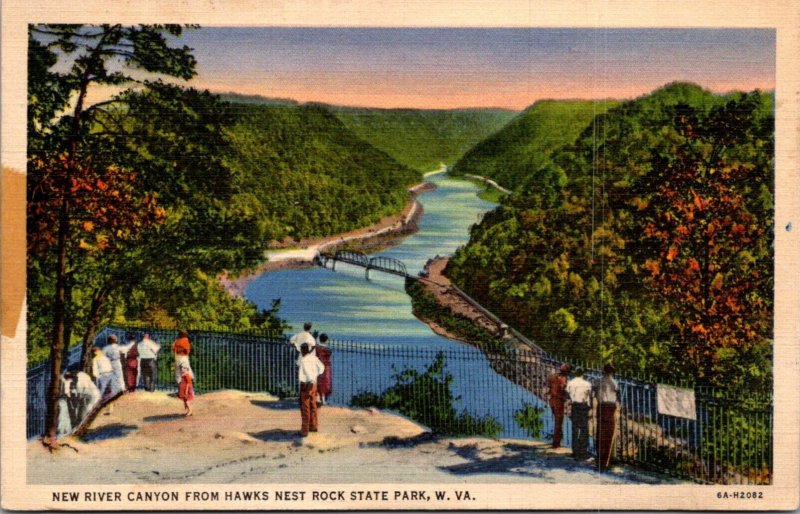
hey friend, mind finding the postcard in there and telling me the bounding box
[2,0,799,511]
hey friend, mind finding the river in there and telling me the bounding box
[244,172,560,441]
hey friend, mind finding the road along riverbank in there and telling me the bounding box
[220,180,436,297]
[463,173,512,194]
[410,257,530,352]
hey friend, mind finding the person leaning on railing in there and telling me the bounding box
[315,333,332,406]
[547,363,571,449]
[137,333,161,392]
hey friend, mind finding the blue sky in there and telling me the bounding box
[175,27,774,109]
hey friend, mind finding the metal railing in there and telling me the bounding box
[27,326,772,484]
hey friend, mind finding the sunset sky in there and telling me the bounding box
[176,27,775,110]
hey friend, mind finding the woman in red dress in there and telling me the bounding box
[177,362,194,416]
[315,334,332,405]
[123,339,140,391]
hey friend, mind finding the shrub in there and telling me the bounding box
[351,352,501,437]
[514,403,546,439]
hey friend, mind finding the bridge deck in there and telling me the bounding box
[318,251,413,280]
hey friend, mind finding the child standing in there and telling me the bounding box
[297,342,325,436]
[177,362,194,417]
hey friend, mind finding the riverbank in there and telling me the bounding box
[412,257,528,352]
[220,180,437,297]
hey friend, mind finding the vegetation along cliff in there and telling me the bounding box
[445,83,774,391]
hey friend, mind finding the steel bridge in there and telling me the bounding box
[317,250,410,280]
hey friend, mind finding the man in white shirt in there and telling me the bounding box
[566,368,592,460]
[137,333,161,392]
[297,342,325,436]
[593,364,620,470]
[290,322,316,353]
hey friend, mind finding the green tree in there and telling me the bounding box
[446,83,773,387]
[351,353,501,437]
[28,24,200,448]
[630,95,773,384]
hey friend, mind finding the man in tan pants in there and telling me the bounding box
[297,342,325,436]
[594,363,620,470]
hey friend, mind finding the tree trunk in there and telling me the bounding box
[43,55,91,448]
[63,271,75,366]
[81,286,110,375]
[43,194,70,449]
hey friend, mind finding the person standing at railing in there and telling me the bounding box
[290,322,316,353]
[297,342,325,437]
[594,363,620,471]
[102,335,126,394]
[547,363,571,448]
[137,333,161,392]
[120,332,140,392]
[172,330,194,386]
[566,368,593,461]
[92,346,122,412]
[315,333,332,405]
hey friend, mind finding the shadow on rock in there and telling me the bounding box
[250,400,298,411]
[82,423,138,442]
[362,432,437,449]
[441,442,547,478]
[249,429,300,442]
[142,414,186,423]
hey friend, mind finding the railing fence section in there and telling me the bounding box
[27,326,771,485]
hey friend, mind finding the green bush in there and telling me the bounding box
[351,352,501,437]
[514,403,546,439]
[698,399,772,484]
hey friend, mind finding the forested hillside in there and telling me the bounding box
[225,103,421,239]
[330,107,517,172]
[449,100,618,191]
[26,26,421,366]
[446,83,774,390]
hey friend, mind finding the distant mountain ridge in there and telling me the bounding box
[218,92,299,106]
[219,92,518,172]
[331,106,517,172]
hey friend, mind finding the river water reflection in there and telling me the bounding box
[245,173,560,441]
